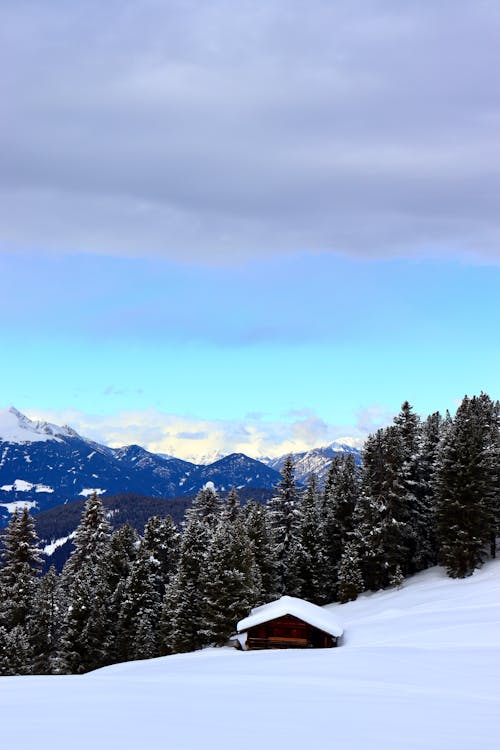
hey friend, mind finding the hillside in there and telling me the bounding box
[1,559,499,749]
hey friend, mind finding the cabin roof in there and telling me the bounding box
[237,596,343,638]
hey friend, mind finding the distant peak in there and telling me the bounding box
[0,407,75,444]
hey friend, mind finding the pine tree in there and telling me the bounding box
[31,566,60,674]
[319,454,360,601]
[160,516,209,654]
[337,542,364,604]
[415,411,443,568]
[201,514,258,646]
[243,501,278,603]
[225,488,240,522]
[354,427,411,590]
[0,507,42,674]
[141,515,179,598]
[477,393,500,558]
[292,473,324,603]
[105,524,139,662]
[116,542,161,662]
[185,485,224,534]
[393,401,425,572]
[58,494,112,673]
[435,395,499,577]
[268,456,300,595]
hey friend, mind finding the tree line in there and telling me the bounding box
[0,393,498,675]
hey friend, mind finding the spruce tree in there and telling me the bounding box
[201,514,258,646]
[58,494,112,673]
[243,501,278,603]
[435,395,498,577]
[354,427,411,590]
[292,473,324,603]
[31,566,60,674]
[337,542,364,604]
[141,515,179,598]
[105,523,140,662]
[320,454,360,601]
[116,543,161,662]
[268,456,300,595]
[0,507,42,674]
[160,516,209,654]
[393,401,425,572]
[185,485,224,534]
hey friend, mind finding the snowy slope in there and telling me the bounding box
[1,560,499,750]
[0,406,76,443]
[265,439,363,485]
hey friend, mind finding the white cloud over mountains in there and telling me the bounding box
[1,1,499,264]
[23,406,377,461]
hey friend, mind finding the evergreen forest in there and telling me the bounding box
[0,393,498,675]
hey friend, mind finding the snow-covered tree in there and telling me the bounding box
[268,456,300,595]
[292,473,325,603]
[185,485,224,534]
[319,454,360,601]
[141,515,179,597]
[243,501,278,603]
[31,565,60,674]
[58,494,112,673]
[337,542,364,604]
[0,507,42,673]
[160,516,209,654]
[201,514,258,646]
[354,427,411,590]
[435,395,499,577]
[116,543,162,662]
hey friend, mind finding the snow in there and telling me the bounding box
[0,479,53,493]
[0,500,37,513]
[327,436,366,451]
[185,449,227,465]
[1,560,500,750]
[43,532,76,556]
[0,406,74,443]
[79,488,106,497]
[237,595,343,638]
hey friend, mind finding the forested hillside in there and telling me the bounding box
[0,393,498,675]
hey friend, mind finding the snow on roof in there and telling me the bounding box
[237,596,343,638]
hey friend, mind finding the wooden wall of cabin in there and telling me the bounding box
[245,614,335,649]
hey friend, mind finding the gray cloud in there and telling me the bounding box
[1,1,499,263]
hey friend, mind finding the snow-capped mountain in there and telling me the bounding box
[0,406,77,443]
[179,449,228,465]
[0,407,283,526]
[264,439,363,485]
[0,407,363,526]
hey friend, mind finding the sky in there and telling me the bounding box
[0,0,499,459]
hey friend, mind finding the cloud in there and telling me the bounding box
[175,431,208,440]
[355,405,395,434]
[23,405,375,460]
[1,1,499,264]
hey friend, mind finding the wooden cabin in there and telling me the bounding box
[234,596,343,650]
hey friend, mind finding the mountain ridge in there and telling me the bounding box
[0,407,362,525]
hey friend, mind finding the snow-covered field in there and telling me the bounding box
[2,560,500,749]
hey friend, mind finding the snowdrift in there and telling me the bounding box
[2,560,500,750]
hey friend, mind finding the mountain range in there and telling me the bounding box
[0,406,362,527]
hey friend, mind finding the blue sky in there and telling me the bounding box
[1,252,498,457]
[0,1,498,457]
